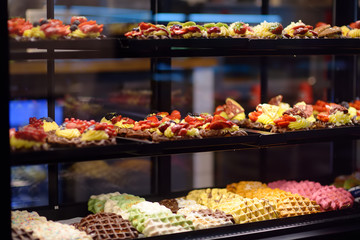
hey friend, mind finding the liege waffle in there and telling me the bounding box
[226,181,268,197]
[180,209,234,230]
[76,212,138,239]
[142,215,194,237]
[311,185,354,211]
[12,227,39,240]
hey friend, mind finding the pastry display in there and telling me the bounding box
[203,22,231,38]
[252,21,284,39]
[68,16,104,39]
[214,98,248,127]
[125,22,171,39]
[282,20,317,38]
[8,16,105,40]
[248,95,290,130]
[74,212,138,239]
[268,180,323,199]
[167,21,206,39]
[229,22,254,38]
[271,102,315,133]
[314,102,353,128]
[10,125,49,151]
[310,185,354,211]
[313,24,342,38]
[8,17,33,39]
[11,210,91,240]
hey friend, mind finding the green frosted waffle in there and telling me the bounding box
[110,194,145,211]
[142,214,194,237]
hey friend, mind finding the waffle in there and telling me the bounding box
[311,185,354,211]
[180,209,234,230]
[88,192,145,215]
[268,180,323,199]
[128,202,173,232]
[216,197,278,224]
[30,220,92,240]
[12,227,39,240]
[88,192,122,213]
[226,181,268,197]
[274,194,321,218]
[159,198,179,213]
[11,210,47,228]
[142,215,194,237]
[243,187,321,218]
[176,198,202,209]
[76,212,138,239]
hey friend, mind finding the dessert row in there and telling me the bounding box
[125,20,360,39]
[9,97,360,151]
[8,17,360,41]
[8,16,104,40]
[12,178,357,239]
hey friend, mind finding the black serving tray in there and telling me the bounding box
[10,132,259,166]
[20,193,360,240]
[9,38,360,60]
[256,125,360,146]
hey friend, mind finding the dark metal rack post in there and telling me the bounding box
[3,0,10,238]
[331,0,358,178]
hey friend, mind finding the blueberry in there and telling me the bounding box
[73,20,81,25]
[70,25,78,32]
[40,19,48,25]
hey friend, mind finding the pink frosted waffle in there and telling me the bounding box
[311,185,354,211]
[268,180,323,199]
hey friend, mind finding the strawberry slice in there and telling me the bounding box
[269,23,283,34]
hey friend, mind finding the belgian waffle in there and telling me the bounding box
[311,185,354,211]
[76,212,138,239]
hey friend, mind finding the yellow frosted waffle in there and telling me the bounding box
[186,188,228,202]
[216,197,278,224]
[242,188,321,218]
[274,195,321,218]
[226,181,268,196]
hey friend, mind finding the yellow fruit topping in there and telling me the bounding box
[81,130,109,141]
[43,121,59,132]
[55,128,81,139]
[10,136,43,149]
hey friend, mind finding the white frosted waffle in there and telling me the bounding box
[180,209,234,230]
[11,210,47,228]
[142,216,193,237]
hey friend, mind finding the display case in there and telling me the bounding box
[5,0,360,239]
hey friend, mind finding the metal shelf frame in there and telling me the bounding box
[4,0,360,239]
